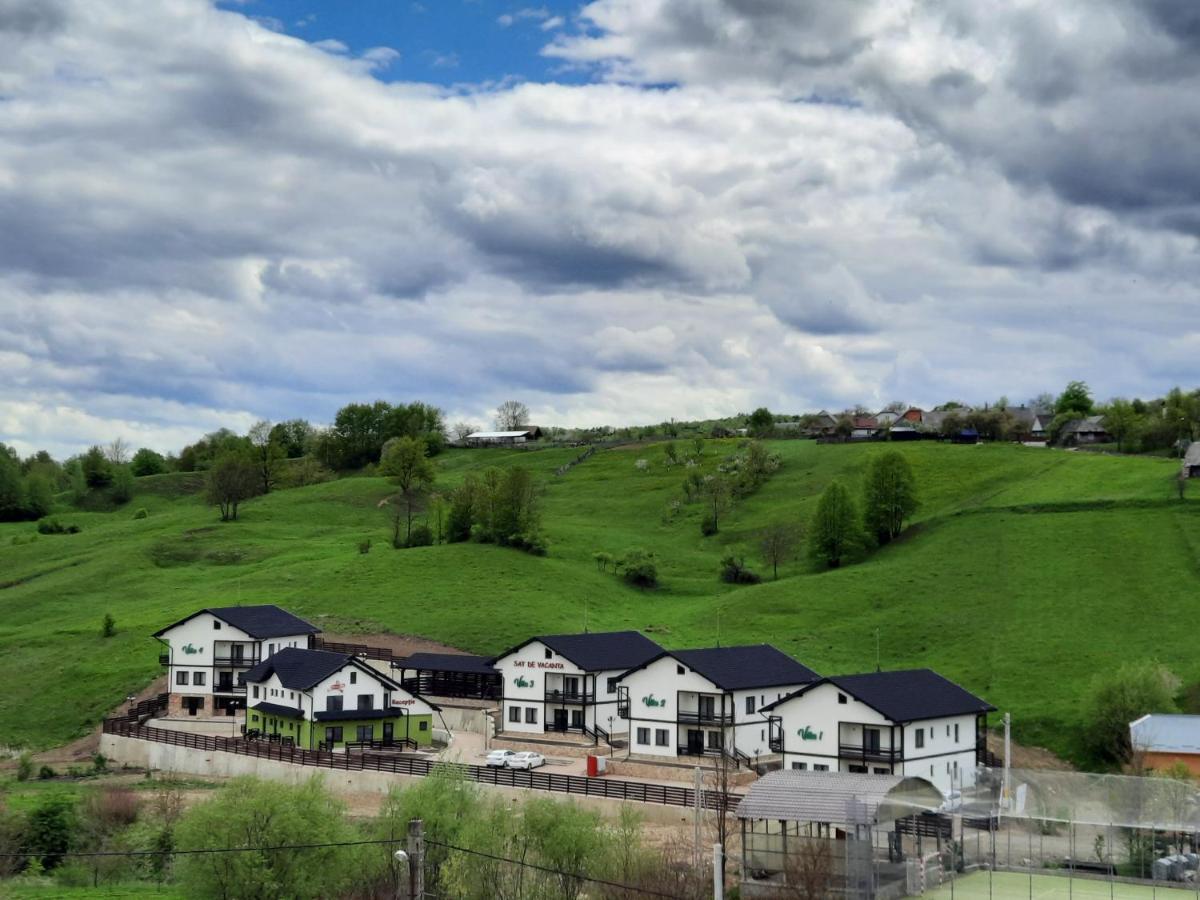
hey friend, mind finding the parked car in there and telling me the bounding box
[486,749,516,767]
[508,751,546,770]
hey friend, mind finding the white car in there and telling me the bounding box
[485,749,516,767]
[507,751,546,770]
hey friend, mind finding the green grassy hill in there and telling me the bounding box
[1,440,1193,761]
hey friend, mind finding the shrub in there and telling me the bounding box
[357,538,372,554]
[592,551,613,572]
[92,752,108,773]
[719,555,762,585]
[110,465,134,504]
[84,787,138,830]
[16,752,33,782]
[407,524,433,547]
[700,513,718,536]
[26,793,75,869]
[38,765,57,780]
[617,548,658,588]
[132,507,148,519]
[101,614,116,638]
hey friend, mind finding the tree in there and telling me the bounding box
[617,548,658,588]
[1029,392,1056,412]
[380,436,435,547]
[175,777,365,900]
[452,421,479,443]
[130,447,166,477]
[268,419,315,458]
[807,479,862,568]
[494,399,530,431]
[1056,380,1094,416]
[205,452,258,521]
[662,441,679,467]
[747,406,774,437]
[24,474,53,519]
[81,445,113,488]
[446,474,479,543]
[247,420,285,494]
[759,521,801,579]
[1103,399,1139,452]
[105,437,131,465]
[862,450,919,545]
[1088,661,1180,764]
[700,475,731,535]
[110,465,135,504]
[0,447,27,521]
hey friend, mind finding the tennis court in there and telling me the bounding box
[926,871,1200,899]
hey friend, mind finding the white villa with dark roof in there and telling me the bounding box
[491,631,663,741]
[153,605,320,718]
[614,645,820,765]
[762,669,995,795]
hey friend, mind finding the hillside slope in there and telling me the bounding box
[0,441,1191,760]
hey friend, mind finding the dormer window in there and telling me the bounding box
[545,649,552,659]
[838,693,847,704]
[676,665,685,675]
[213,620,221,630]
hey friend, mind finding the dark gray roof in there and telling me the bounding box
[249,701,304,719]
[402,653,499,676]
[764,669,994,722]
[736,770,943,824]
[241,647,358,691]
[154,604,319,639]
[498,631,663,672]
[669,645,820,691]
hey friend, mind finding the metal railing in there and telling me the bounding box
[677,710,735,726]
[544,689,594,704]
[214,684,247,695]
[213,655,260,668]
[103,717,740,811]
[838,743,902,763]
[344,738,419,753]
[158,653,170,666]
[312,637,399,663]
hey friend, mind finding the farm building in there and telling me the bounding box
[491,631,664,742]
[465,427,542,445]
[153,605,320,719]
[242,647,438,750]
[763,669,994,796]
[1130,714,1200,776]
[1059,415,1109,445]
[614,645,820,765]
[1182,443,1200,478]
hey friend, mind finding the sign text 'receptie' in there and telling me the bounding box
[513,660,565,670]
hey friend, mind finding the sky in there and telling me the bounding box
[1,0,1199,458]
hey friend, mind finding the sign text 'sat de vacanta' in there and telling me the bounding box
[513,659,565,670]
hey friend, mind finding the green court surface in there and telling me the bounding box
[926,871,1199,899]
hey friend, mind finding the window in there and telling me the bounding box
[327,696,343,713]
[706,731,723,750]
[252,686,259,699]
[289,692,294,700]
[545,649,552,659]
[745,696,756,715]
[325,726,343,745]
[637,727,650,745]
[607,678,618,693]
[508,705,520,723]
[848,765,867,774]
[915,728,925,749]
[213,620,221,630]
[677,664,685,675]
[837,693,847,705]
[176,671,189,686]
[268,643,275,656]
[954,723,960,743]
[357,694,373,711]
[191,671,204,686]
[873,767,889,775]
[525,707,538,724]
[655,728,670,747]
[350,671,357,685]
[357,725,373,742]
[419,720,428,731]
[814,764,829,772]
[791,762,808,771]
[946,724,950,737]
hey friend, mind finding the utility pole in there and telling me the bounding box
[713,843,725,900]
[1003,713,1011,815]
[694,766,703,869]
[407,818,424,900]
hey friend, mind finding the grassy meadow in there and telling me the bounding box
[0,439,1194,761]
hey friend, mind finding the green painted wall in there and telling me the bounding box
[246,710,433,749]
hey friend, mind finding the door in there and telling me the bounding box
[699,696,715,720]
[865,728,881,753]
[570,709,584,729]
[217,672,233,692]
[231,644,244,664]
[184,697,202,717]
[383,722,394,744]
[553,709,568,732]
[563,676,579,699]
[687,729,704,755]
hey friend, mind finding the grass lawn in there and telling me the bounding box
[0,879,187,898]
[0,439,1193,761]
[927,870,1199,898]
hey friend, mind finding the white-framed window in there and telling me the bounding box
[607,678,618,693]
[350,671,357,685]
[637,727,650,745]
[525,707,538,724]
[509,705,521,723]
[814,764,829,772]
[655,728,669,747]
[213,620,221,630]
[915,728,925,749]
[745,696,755,714]
[193,672,206,686]
[837,693,847,705]
[176,671,189,686]
[252,686,259,698]
[954,723,960,743]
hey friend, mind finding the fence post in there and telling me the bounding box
[407,819,424,900]
[713,842,724,900]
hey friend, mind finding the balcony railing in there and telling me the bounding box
[616,700,631,718]
[544,690,594,704]
[678,710,735,726]
[158,653,170,666]
[215,684,247,695]
[678,745,726,758]
[768,734,784,753]
[214,656,260,668]
[838,743,902,763]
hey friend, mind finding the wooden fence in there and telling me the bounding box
[102,717,739,811]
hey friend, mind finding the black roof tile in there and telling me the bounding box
[764,669,994,721]
[495,631,663,671]
[402,653,499,676]
[671,645,820,691]
[241,647,356,691]
[249,701,304,719]
[154,604,319,639]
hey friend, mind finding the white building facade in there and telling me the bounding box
[492,632,663,741]
[615,646,820,764]
[763,670,994,796]
[153,605,319,718]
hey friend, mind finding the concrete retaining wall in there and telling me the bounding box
[99,734,698,826]
[435,704,494,737]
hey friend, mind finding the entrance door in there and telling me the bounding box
[699,696,715,721]
[217,672,233,692]
[570,709,584,729]
[563,676,580,699]
[553,709,568,732]
[231,644,244,665]
[864,728,881,753]
[184,697,202,717]
[383,722,394,745]
[687,729,704,755]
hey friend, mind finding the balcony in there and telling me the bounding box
[678,744,726,758]
[769,733,784,753]
[544,689,594,705]
[616,700,631,718]
[158,653,170,666]
[678,710,735,727]
[214,684,247,696]
[838,743,902,764]
[214,655,260,668]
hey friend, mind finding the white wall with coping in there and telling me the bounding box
[100,734,698,826]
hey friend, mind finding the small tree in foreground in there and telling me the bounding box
[862,450,918,545]
[1088,661,1180,764]
[807,479,862,569]
[759,521,801,580]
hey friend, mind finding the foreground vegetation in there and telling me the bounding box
[0,439,1194,763]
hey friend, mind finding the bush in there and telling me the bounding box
[84,787,138,830]
[132,507,148,520]
[719,555,762,585]
[357,538,371,554]
[407,524,433,547]
[110,465,134,504]
[37,519,80,535]
[38,765,57,780]
[101,614,116,638]
[700,513,718,536]
[92,752,108,773]
[26,793,75,869]
[617,548,658,588]
[16,752,33,782]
